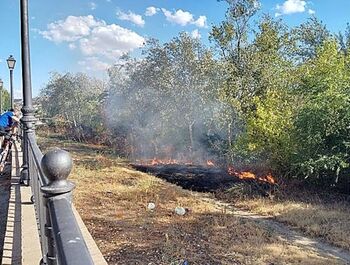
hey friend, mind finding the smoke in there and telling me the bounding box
[104,77,233,164]
[103,36,234,164]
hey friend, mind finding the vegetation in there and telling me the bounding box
[39,0,350,191]
[38,134,348,264]
[0,88,11,112]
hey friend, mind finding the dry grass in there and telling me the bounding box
[232,196,350,251]
[37,134,347,265]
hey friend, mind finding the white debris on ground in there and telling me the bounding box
[174,206,186,216]
[147,202,156,211]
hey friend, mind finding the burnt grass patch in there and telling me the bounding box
[130,164,275,198]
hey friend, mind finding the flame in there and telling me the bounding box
[238,171,256,180]
[227,166,276,184]
[264,174,276,184]
[137,159,276,185]
[151,158,179,165]
[138,158,199,166]
[206,160,215,167]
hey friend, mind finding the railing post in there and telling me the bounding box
[40,148,74,265]
[19,0,36,185]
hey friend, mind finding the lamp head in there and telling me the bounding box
[7,55,16,70]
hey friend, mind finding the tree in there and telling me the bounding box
[337,23,350,55]
[106,33,221,160]
[0,89,11,112]
[293,40,350,186]
[209,0,261,162]
[293,17,330,61]
[40,72,105,141]
[233,16,299,171]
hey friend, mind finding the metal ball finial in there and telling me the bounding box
[41,148,73,182]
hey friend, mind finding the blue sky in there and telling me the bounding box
[0,0,349,98]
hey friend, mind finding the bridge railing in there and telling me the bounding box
[27,133,94,265]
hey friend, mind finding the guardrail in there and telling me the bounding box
[27,133,94,265]
[15,0,96,263]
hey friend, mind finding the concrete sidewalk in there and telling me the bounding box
[1,142,107,265]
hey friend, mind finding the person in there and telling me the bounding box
[0,108,20,136]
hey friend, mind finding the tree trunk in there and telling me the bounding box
[228,121,234,164]
[188,121,195,156]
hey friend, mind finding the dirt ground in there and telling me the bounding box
[38,134,350,265]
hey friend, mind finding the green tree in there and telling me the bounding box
[233,16,299,171]
[209,0,261,162]
[293,40,350,186]
[337,23,350,55]
[40,72,105,141]
[0,88,11,112]
[107,33,221,159]
[293,17,330,61]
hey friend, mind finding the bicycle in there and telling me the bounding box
[0,131,19,174]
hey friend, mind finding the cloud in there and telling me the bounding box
[40,15,103,42]
[308,9,315,15]
[161,8,207,28]
[116,10,145,27]
[89,2,97,10]
[79,23,145,57]
[193,16,207,28]
[275,0,307,16]
[145,6,159,17]
[41,15,145,59]
[68,43,76,50]
[78,57,110,72]
[191,29,201,39]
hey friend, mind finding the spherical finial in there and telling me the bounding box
[41,148,73,182]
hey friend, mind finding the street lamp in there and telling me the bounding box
[0,78,3,113]
[7,55,16,109]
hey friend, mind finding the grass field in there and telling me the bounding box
[38,133,349,265]
[221,182,350,251]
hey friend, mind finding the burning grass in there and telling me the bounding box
[37,134,349,264]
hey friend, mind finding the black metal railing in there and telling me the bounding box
[16,0,97,263]
[27,133,94,265]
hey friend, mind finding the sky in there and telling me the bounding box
[0,0,349,98]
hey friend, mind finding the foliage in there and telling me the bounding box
[40,72,105,142]
[106,33,222,159]
[38,1,350,190]
[293,17,331,61]
[292,40,350,185]
[231,16,298,171]
[0,89,11,112]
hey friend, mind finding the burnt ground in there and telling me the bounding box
[131,164,237,192]
[130,164,274,197]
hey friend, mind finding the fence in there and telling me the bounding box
[27,133,94,265]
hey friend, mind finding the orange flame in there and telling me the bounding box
[151,158,179,165]
[227,166,276,184]
[206,160,215,167]
[138,159,276,185]
[264,174,276,184]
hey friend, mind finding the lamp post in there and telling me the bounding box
[20,0,36,188]
[7,55,16,109]
[0,79,3,113]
